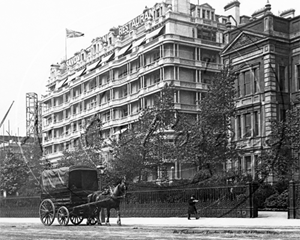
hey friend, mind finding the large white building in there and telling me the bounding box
[41,0,229,179]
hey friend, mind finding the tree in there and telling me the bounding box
[174,67,239,179]
[109,84,179,182]
[0,151,29,195]
[59,114,104,169]
[0,138,44,196]
[255,106,300,182]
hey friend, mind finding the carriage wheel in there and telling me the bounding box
[70,215,84,225]
[39,199,55,226]
[57,206,70,226]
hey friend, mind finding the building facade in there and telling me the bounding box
[222,2,300,180]
[41,0,229,179]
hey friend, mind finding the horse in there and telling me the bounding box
[87,178,127,226]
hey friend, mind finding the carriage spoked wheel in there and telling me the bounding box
[39,199,55,226]
[70,215,84,225]
[57,206,70,226]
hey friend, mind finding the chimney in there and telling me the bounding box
[280,9,295,19]
[224,0,240,25]
[171,0,190,15]
[240,15,251,24]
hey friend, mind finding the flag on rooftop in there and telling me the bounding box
[66,28,84,38]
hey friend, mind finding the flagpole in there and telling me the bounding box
[65,29,67,61]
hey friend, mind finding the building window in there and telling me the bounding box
[207,11,210,19]
[236,75,240,97]
[200,92,207,100]
[280,108,286,122]
[237,115,241,139]
[253,111,259,136]
[253,68,258,93]
[238,73,243,97]
[297,65,300,90]
[156,9,160,17]
[202,9,205,18]
[197,29,213,41]
[279,66,286,91]
[211,12,214,21]
[197,9,200,17]
[211,32,216,41]
[245,156,252,174]
[243,71,251,95]
[244,113,251,137]
[238,158,242,174]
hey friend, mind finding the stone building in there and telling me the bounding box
[41,0,228,180]
[222,1,300,181]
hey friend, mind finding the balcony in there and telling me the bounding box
[174,103,199,112]
[112,95,129,106]
[236,94,262,109]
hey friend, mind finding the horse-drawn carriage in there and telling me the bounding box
[39,165,127,226]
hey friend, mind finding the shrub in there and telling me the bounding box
[264,190,288,209]
[273,181,288,194]
[254,183,276,209]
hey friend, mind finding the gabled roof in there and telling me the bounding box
[222,31,266,55]
[198,3,214,10]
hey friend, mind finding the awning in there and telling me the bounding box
[132,37,146,48]
[67,67,86,83]
[102,53,115,63]
[116,44,132,57]
[86,59,101,71]
[56,77,68,89]
[146,26,165,40]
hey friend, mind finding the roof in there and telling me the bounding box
[41,165,97,190]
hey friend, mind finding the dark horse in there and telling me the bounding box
[87,178,127,225]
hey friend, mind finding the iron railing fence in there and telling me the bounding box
[0,183,257,218]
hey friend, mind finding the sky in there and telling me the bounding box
[0,0,298,137]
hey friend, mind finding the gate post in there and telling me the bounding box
[246,182,258,218]
[288,180,295,219]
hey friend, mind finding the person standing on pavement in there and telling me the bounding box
[188,195,199,220]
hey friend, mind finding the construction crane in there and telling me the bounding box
[0,101,14,130]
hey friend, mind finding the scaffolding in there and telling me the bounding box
[26,92,41,138]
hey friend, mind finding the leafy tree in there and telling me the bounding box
[0,137,44,196]
[255,106,300,182]
[109,84,179,182]
[174,67,239,178]
[0,151,30,195]
[59,114,104,169]
[59,146,102,168]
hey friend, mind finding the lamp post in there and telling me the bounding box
[96,164,106,223]
[96,164,105,190]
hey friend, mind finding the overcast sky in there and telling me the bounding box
[0,0,298,137]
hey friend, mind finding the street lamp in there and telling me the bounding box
[96,164,106,223]
[96,164,105,190]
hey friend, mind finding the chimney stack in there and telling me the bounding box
[171,0,190,15]
[224,0,240,25]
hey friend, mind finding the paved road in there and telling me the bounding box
[1,212,300,239]
[1,220,300,240]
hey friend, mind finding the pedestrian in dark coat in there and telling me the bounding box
[188,195,199,220]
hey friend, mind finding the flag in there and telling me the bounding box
[66,28,84,38]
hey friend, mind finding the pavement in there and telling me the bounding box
[1,211,300,232]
